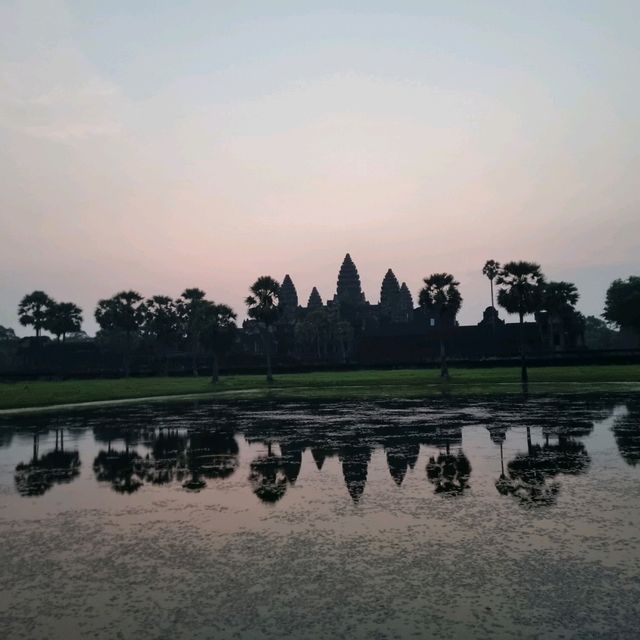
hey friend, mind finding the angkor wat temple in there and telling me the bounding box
[241,253,585,366]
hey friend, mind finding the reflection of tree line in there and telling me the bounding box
[10,397,639,507]
[14,428,80,496]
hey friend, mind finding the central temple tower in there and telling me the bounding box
[334,253,367,306]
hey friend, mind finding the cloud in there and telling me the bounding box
[0,1,124,142]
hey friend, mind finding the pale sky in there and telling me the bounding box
[1,0,639,335]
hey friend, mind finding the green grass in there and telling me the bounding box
[1,365,640,411]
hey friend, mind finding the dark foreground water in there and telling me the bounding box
[1,395,640,639]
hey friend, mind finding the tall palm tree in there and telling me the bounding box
[142,295,181,374]
[203,302,237,383]
[496,261,545,385]
[482,260,501,308]
[18,291,54,337]
[245,276,281,382]
[418,273,462,379]
[177,288,209,376]
[95,290,145,376]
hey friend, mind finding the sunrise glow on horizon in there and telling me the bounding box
[1,0,639,334]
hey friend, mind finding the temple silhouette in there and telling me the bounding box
[241,253,583,366]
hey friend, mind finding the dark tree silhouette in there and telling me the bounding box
[95,290,145,376]
[426,450,471,495]
[177,288,210,376]
[249,443,288,503]
[142,295,181,374]
[496,261,545,385]
[418,273,462,379]
[45,301,83,342]
[245,276,281,382]
[603,276,640,335]
[482,260,501,308]
[541,281,580,349]
[14,430,81,496]
[18,290,54,337]
[611,400,640,466]
[201,302,237,383]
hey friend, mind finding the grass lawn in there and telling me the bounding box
[1,365,640,411]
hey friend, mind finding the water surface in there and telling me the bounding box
[1,395,640,639]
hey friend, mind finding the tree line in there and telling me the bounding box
[15,268,640,384]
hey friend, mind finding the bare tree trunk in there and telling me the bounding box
[490,279,494,308]
[261,327,274,383]
[439,332,449,380]
[519,311,528,386]
[211,352,220,384]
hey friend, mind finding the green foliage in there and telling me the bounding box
[18,291,54,337]
[584,315,619,349]
[542,281,579,316]
[603,276,640,332]
[45,302,83,341]
[142,296,181,348]
[496,261,545,318]
[418,273,462,321]
[245,276,281,326]
[95,291,145,335]
[201,302,237,355]
[482,260,501,281]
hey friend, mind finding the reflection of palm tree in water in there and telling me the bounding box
[496,425,590,507]
[249,442,288,503]
[182,430,239,491]
[143,428,187,485]
[15,429,81,497]
[426,450,472,495]
[93,431,144,494]
[611,401,640,466]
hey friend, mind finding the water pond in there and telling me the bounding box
[1,394,640,639]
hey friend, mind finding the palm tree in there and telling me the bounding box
[482,260,501,308]
[95,290,145,376]
[496,261,545,385]
[418,273,462,379]
[176,288,209,376]
[245,276,281,382]
[202,302,237,383]
[18,291,54,337]
[142,295,181,374]
[45,301,83,341]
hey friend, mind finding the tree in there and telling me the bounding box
[541,281,580,349]
[176,288,210,376]
[18,291,54,337]
[418,273,462,379]
[95,291,145,376]
[142,295,181,374]
[245,276,281,382]
[45,302,83,342]
[202,302,237,383]
[583,315,618,349]
[482,260,501,308]
[496,261,545,385]
[603,276,640,335]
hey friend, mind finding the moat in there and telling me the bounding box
[1,395,640,639]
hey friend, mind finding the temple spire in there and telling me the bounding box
[334,253,366,305]
[380,269,400,311]
[307,287,323,310]
[279,274,298,319]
